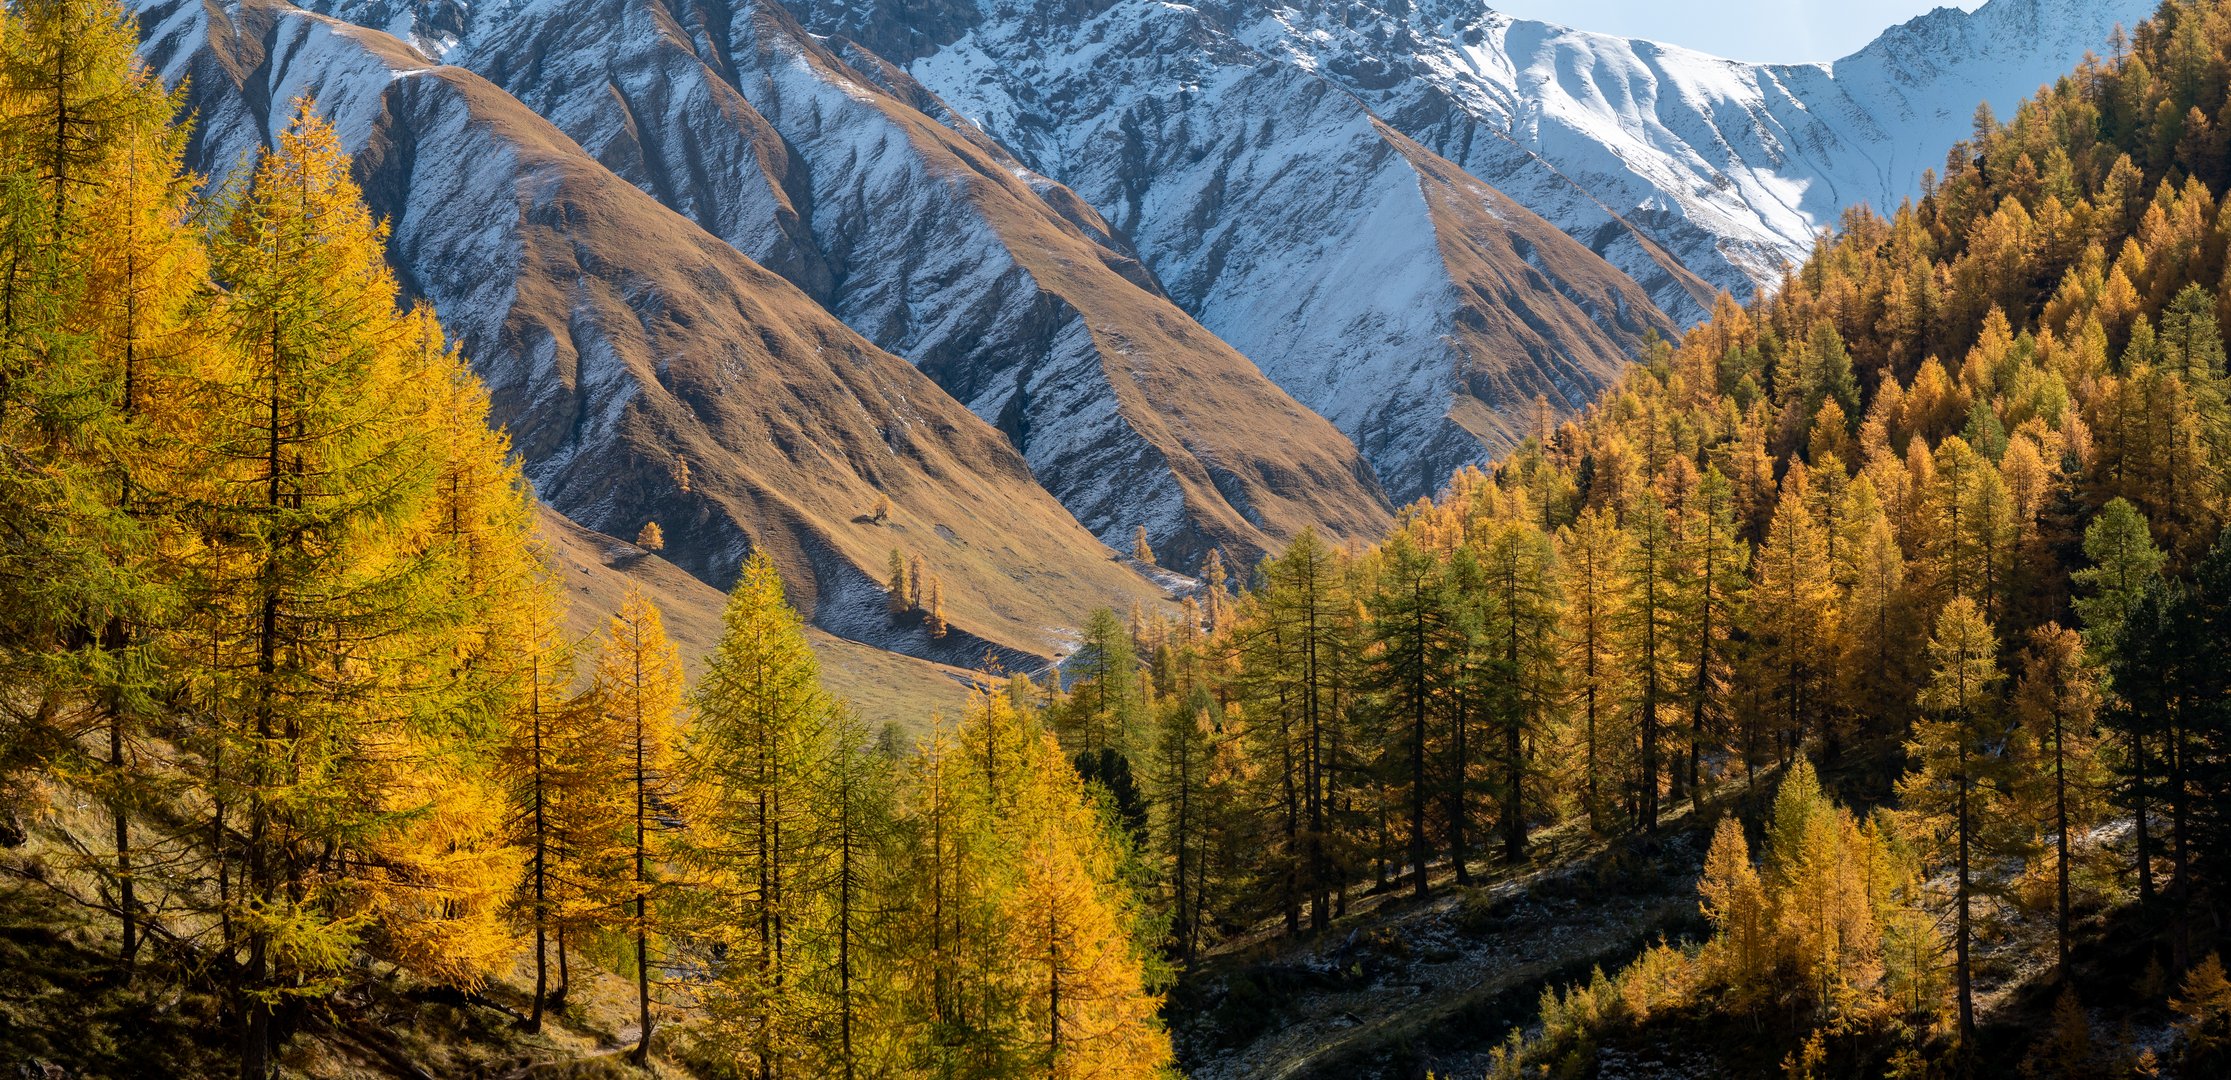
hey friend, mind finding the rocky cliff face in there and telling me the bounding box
[134,0,1172,666]
[285,0,1396,564]
[1236,0,2156,297]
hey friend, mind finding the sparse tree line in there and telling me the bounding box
[0,2,1170,1076]
[887,547,946,638]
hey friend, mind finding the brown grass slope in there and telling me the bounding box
[446,0,1393,568]
[536,507,978,728]
[135,0,1170,666]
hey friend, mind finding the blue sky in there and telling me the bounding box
[1487,1,1983,63]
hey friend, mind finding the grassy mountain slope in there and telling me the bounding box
[536,507,978,727]
[134,0,1174,669]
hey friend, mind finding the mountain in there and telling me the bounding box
[781,0,2147,494]
[134,0,1176,666]
[129,0,2142,610]
[790,0,1702,501]
[290,0,1397,564]
[1237,0,2161,295]
[247,0,1698,509]
[811,0,2152,306]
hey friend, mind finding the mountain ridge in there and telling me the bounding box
[778,0,2146,499]
[134,0,1178,669]
[296,0,1398,564]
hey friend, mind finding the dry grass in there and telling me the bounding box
[540,507,976,731]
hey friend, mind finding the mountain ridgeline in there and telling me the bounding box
[131,0,2145,588]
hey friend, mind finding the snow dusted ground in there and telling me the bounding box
[1248,0,2159,302]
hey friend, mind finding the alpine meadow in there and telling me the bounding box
[7,0,2231,1078]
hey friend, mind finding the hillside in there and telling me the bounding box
[134,0,1180,669]
[536,507,980,726]
[1125,0,2231,1074]
[286,0,1396,567]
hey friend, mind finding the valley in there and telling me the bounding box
[4,1,2231,1079]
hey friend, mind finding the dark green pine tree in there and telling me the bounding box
[1366,534,1462,897]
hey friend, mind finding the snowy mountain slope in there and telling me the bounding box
[1223,0,2157,296]
[131,0,1172,665]
[287,0,1395,566]
[773,0,2143,496]
[780,0,1695,502]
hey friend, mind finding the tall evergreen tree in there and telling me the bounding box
[1673,467,1748,798]
[1616,492,1683,832]
[1234,530,1352,926]
[1366,534,1460,895]
[1469,517,1559,862]
[1557,507,1628,829]
[0,0,198,974]
[1750,480,1838,767]
[2072,497,2167,672]
[191,99,515,1077]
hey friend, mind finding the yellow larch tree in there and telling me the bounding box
[499,564,585,1032]
[1897,596,2007,1044]
[678,550,834,1077]
[1765,761,1882,1019]
[591,586,687,1066]
[1556,505,1628,826]
[191,97,514,1078]
[353,306,548,995]
[1003,727,1174,1080]
[1748,478,1838,768]
[1698,817,1770,999]
[0,0,205,973]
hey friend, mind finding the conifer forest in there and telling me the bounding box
[8,0,2231,1078]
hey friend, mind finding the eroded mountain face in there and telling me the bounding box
[1237,0,2157,291]
[133,0,1178,669]
[800,0,1698,502]
[128,0,2146,634]
[793,0,2148,304]
[773,0,2142,500]
[282,0,1398,563]
[217,0,1707,509]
